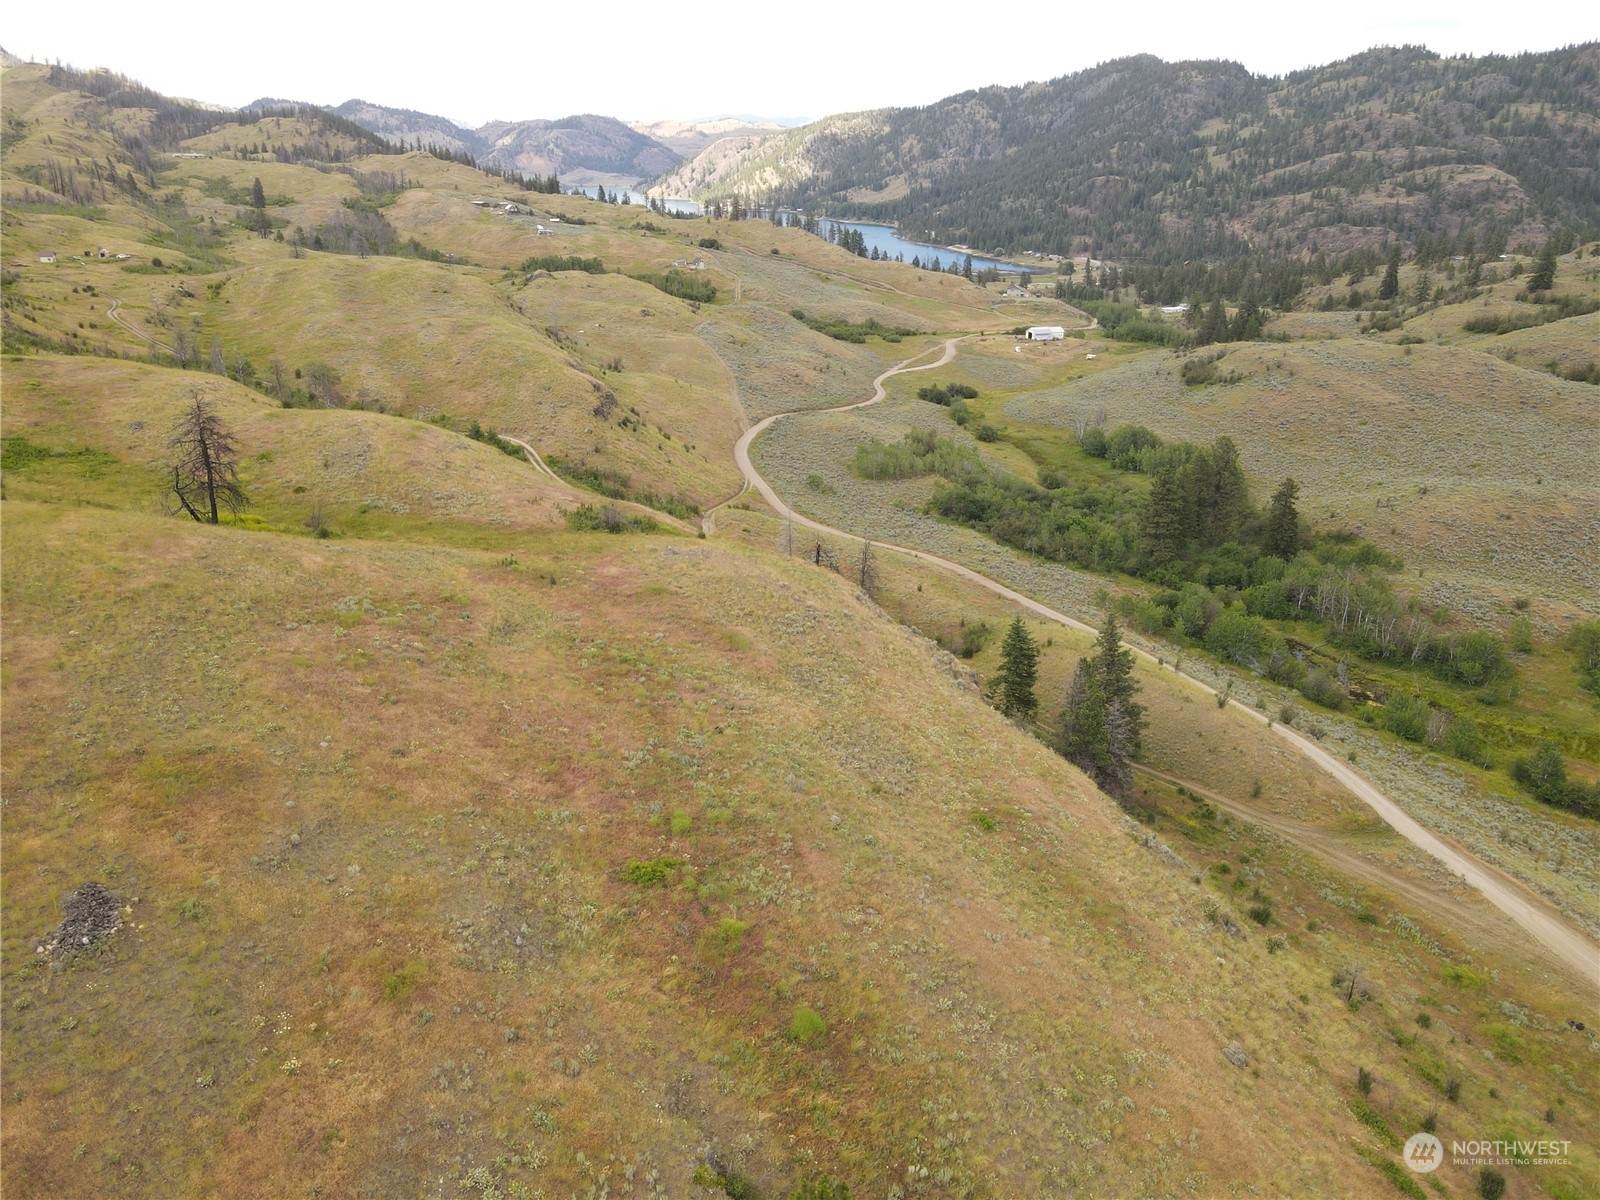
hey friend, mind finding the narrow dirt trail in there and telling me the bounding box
[106,298,172,356]
[722,337,1600,990]
[1132,764,1586,981]
[496,434,564,483]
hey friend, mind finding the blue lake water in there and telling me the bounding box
[819,220,1029,273]
[568,194,1029,271]
[576,187,701,215]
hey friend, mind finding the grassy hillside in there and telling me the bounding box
[7,497,1597,1199]
[1001,333,1600,615]
[4,53,1599,1200]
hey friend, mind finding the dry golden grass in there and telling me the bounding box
[7,498,1595,1200]
[1,356,589,536]
[1003,336,1600,620]
[1482,310,1600,376]
[6,61,1600,1200]
[181,255,742,508]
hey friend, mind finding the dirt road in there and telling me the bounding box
[725,337,1600,990]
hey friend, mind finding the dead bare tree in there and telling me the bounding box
[858,540,881,599]
[168,391,248,524]
[780,513,794,557]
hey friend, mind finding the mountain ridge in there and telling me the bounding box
[652,43,1600,260]
[244,96,685,182]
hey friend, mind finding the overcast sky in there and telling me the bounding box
[5,1,1594,127]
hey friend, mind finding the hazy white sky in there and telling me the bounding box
[5,1,1594,127]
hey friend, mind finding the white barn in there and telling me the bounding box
[1025,325,1065,341]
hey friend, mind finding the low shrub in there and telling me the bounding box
[566,503,660,534]
[788,1006,827,1043]
[620,857,681,886]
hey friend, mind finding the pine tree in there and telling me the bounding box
[1228,297,1262,341]
[249,176,270,235]
[1198,298,1228,345]
[1527,243,1557,292]
[994,617,1040,722]
[1141,466,1189,568]
[1265,477,1301,560]
[1058,659,1108,772]
[1378,248,1401,300]
[1090,614,1144,757]
[1205,436,1249,545]
[1057,634,1141,793]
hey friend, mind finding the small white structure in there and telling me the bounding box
[115,253,131,260]
[1025,325,1065,341]
[1161,303,1189,314]
[97,247,110,258]
[535,224,553,236]
[472,199,488,207]
[1002,284,1029,298]
[38,252,56,263]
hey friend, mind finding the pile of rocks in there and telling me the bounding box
[37,882,122,958]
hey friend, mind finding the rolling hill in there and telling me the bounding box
[4,50,1599,1200]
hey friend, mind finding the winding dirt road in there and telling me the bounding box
[496,434,564,483]
[721,336,1600,989]
[106,298,172,356]
[1133,764,1586,978]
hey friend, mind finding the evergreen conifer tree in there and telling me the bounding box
[1090,614,1144,757]
[1141,467,1189,568]
[1265,477,1301,560]
[1057,614,1144,789]
[1527,243,1557,292]
[1378,248,1401,300]
[994,617,1041,722]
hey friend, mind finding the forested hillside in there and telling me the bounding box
[668,44,1600,261]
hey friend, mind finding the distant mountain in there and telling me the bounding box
[630,117,786,159]
[330,99,487,158]
[478,114,678,180]
[657,44,1600,261]
[316,99,680,182]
